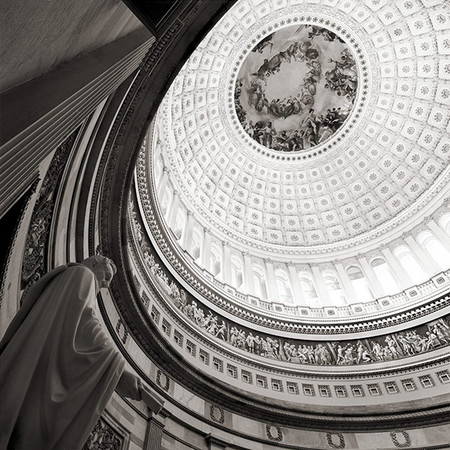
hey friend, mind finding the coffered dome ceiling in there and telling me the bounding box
[150,0,450,254]
[118,2,450,426]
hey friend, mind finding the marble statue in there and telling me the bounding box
[0,255,163,450]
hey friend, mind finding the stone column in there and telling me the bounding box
[200,228,211,270]
[182,211,194,251]
[358,256,385,298]
[311,265,331,305]
[164,188,175,223]
[288,262,304,305]
[154,154,164,186]
[334,261,357,304]
[404,234,440,277]
[264,258,279,302]
[157,167,169,198]
[427,218,450,254]
[221,241,231,284]
[380,246,413,289]
[243,252,255,294]
[168,190,179,229]
[205,434,228,450]
[144,411,169,450]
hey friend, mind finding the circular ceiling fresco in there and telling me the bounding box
[235,24,358,152]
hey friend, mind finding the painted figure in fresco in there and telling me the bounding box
[308,25,345,43]
[244,120,255,138]
[287,129,304,151]
[252,33,274,53]
[262,122,275,147]
[248,81,268,112]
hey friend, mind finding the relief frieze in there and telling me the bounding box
[129,195,450,368]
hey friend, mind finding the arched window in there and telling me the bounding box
[322,269,346,305]
[172,209,186,240]
[392,246,427,285]
[190,227,202,261]
[418,230,450,270]
[154,155,164,186]
[160,185,172,216]
[275,268,293,303]
[209,243,221,277]
[252,265,268,300]
[298,271,318,300]
[371,257,401,294]
[230,256,244,290]
[347,265,373,302]
[439,212,450,236]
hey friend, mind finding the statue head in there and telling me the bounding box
[81,255,117,289]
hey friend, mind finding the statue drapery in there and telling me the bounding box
[0,264,126,450]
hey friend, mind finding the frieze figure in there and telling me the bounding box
[134,209,450,368]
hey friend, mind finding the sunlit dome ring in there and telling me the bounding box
[230,18,369,158]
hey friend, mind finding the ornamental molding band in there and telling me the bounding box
[130,188,450,335]
[128,208,450,368]
[21,130,78,290]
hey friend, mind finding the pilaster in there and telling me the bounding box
[311,265,331,305]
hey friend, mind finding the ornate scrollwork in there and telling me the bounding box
[390,431,411,448]
[83,417,124,450]
[156,369,170,391]
[209,404,225,424]
[326,432,345,448]
[266,424,283,442]
[21,131,78,290]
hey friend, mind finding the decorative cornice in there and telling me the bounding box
[133,170,450,329]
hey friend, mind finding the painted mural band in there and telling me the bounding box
[234,25,358,152]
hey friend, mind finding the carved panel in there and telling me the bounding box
[83,417,124,450]
[21,130,78,290]
[390,431,411,448]
[209,404,225,424]
[266,424,283,442]
[0,178,39,305]
[326,432,345,448]
[156,369,170,391]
